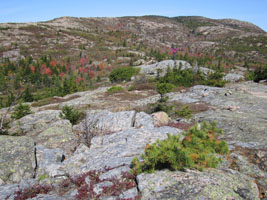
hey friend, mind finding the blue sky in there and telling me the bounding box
[0,0,266,31]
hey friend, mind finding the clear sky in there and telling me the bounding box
[0,0,266,31]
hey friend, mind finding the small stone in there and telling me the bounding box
[151,112,168,127]
[256,151,265,159]
[202,92,209,97]
[119,187,138,199]
[227,105,240,111]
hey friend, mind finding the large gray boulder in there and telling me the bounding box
[35,123,78,156]
[75,110,136,135]
[8,110,78,156]
[137,169,259,200]
[137,60,191,76]
[8,110,62,136]
[36,145,66,179]
[223,73,245,82]
[0,136,35,184]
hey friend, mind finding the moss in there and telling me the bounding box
[37,174,49,182]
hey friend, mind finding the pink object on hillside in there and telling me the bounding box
[170,47,184,54]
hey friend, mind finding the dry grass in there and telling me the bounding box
[32,95,81,107]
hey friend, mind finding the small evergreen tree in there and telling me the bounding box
[156,82,174,99]
[60,105,85,125]
[23,86,34,102]
[11,102,32,120]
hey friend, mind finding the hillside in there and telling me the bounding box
[0,16,267,200]
[0,16,266,64]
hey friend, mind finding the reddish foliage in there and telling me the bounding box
[76,77,84,83]
[50,60,57,67]
[76,183,90,199]
[90,64,96,71]
[30,65,35,73]
[41,64,46,69]
[89,71,95,78]
[41,67,52,76]
[70,173,88,187]
[14,184,53,200]
[78,58,88,66]
[98,64,103,70]
[59,72,65,77]
[66,63,71,71]
[80,67,89,73]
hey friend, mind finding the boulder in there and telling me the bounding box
[36,145,66,179]
[76,110,136,135]
[151,112,168,127]
[223,73,245,82]
[137,169,259,200]
[134,112,154,129]
[8,110,62,136]
[35,123,78,156]
[137,60,192,76]
[0,136,35,184]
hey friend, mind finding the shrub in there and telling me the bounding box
[11,102,32,120]
[131,122,229,174]
[23,86,34,102]
[176,105,193,119]
[158,67,227,88]
[201,71,227,87]
[253,66,267,82]
[60,105,85,125]
[128,85,134,91]
[109,67,139,83]
[156,82,175,99]
[106,86,124,94]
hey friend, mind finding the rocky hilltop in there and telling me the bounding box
[0,15,266,65]
[0,59,266,199]
[0,14,266,200]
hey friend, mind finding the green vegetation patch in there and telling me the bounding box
[11,102,32,120]
[59,105,85,125]
[109,67,140,83]
[106,86,124,94]
[175,105,193,119]
[131,122,229,174]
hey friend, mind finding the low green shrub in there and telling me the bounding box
[202,72,227,87]
[157,67,227,88]
[60,105,85,125]
[253,66,267,82]
[156,82,175,99]
[11,102,32,120]
[106,86,124,94]
[23,86,34,102]
[176,105,193,119]
[109,67,139,83]
[131,122,229,174]
[128,85,134,91]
